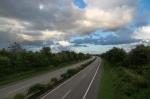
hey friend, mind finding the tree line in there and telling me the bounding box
[0,43,90,78]
[101,44,150,67]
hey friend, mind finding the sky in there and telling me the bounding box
[0,0,150,54]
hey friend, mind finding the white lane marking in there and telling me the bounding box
[61,90,72,99]
[82,63,100,99]
[40,59,96,99]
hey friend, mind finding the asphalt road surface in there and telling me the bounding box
[0,58,94,99]
[40,57,101,99]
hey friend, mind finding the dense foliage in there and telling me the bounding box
[101,47,127,64]
[99,61,150,99]
[0,43,90,78]
[101,45,150,67]
[128,45,150,66]
[100,45,150,99]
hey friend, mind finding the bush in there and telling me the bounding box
[128,45,150,66]
[13,93,25,99]
[61,73,69,79]
[101,47,127,65]
[27,84,46,95]
[46,81,54,89]
[67,69,77,76]
[101,45,150,67]
[51,77,58,84]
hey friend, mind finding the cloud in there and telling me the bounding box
[0,31,22,48]
[72,33,139,45]
[20,40,54,47]
[58,41,71,47]
[0,0,143,52]
[78,0,136,30]
[73,44,88,47]
[86,0,138,8]
[133,25,150,40]
[0,0,138,35]
[72,27,140,45]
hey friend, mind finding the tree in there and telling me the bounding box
[40,47,52,66]
[0,43,90,80]
[8,42,24,53]
[40,47,51,56]
[101,47,127,64]
[128,45,150,65]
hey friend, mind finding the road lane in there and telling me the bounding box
[40,57,101,99]
[84,59,101,99]
[61,90,72,99]
[0,58,93,99]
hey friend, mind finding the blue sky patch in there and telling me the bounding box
[73,0,86,9]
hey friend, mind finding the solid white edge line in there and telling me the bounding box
[40,58,96,99]
[61,90,72,99]
[82,62,100,99]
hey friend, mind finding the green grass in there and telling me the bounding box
[98,60,118,99]
[0,60,85,86]
[99,60,150,99]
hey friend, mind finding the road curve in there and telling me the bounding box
[0,58,94,99]
[40,57,101,99]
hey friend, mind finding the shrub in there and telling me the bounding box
[51,77,58,83]
[46,81,54,89]
[128,45,150,66]
[67,69,77,76]
[101,47,127,65]
[13,93,25,99]
[61,73,68,79]
[27,84,46,95]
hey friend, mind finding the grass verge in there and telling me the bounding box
[99,60,150,99]
[98,60,115,99]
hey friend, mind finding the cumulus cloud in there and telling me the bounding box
[0,0,142,51]
[58,41,71,47]
[133,25,150,40]
[79,0,136,30]
[85,0,137,8]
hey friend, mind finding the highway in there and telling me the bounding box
[40,57,101,99]
[0,58,93,99]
